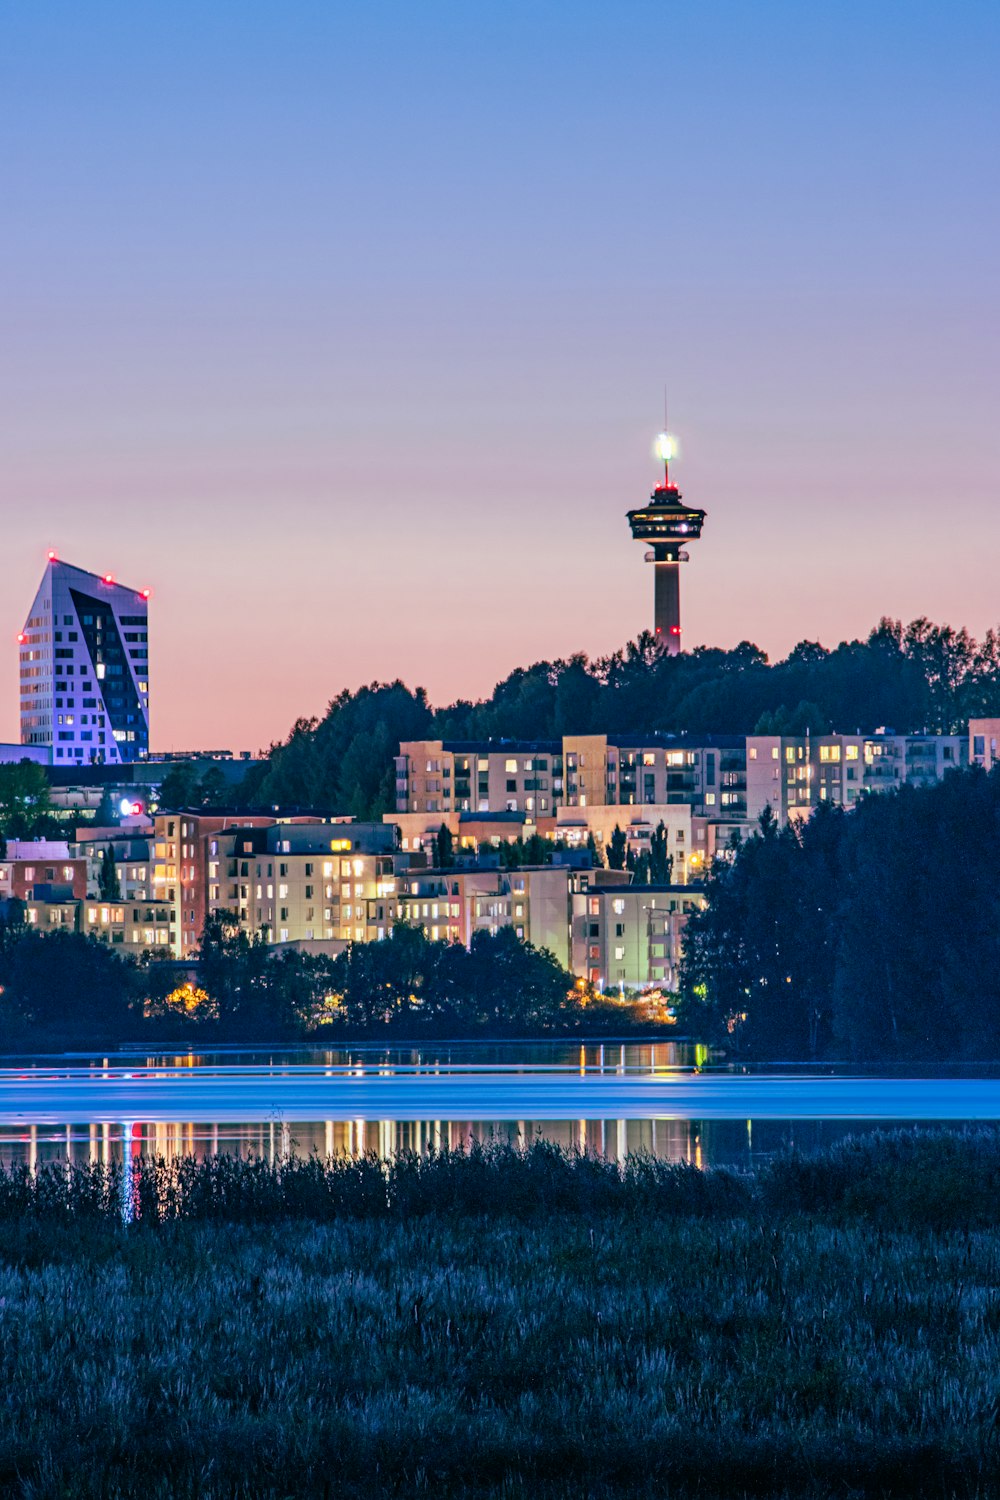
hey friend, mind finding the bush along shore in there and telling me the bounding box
[2,1131,1000,1497]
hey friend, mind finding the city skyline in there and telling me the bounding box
[2,2,997,752]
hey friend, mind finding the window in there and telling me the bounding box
[749,747,758,759]
[846,745,860,761]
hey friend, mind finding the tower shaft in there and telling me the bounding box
[653,555,681,654]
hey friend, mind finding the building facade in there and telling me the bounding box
[394,734,745,823]
[571,881,706,992]
[20,557,150,766]
[395,740,562,817]
[745,732,965,823]
[969,720,1000,772]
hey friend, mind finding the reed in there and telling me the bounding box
[0,1131,999,1497]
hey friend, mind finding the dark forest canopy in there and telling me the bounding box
[677,765,1000,1064]
[236,618,1000,817]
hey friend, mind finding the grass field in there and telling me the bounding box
[2,1132,1000,1498]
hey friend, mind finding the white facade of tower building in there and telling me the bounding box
[19,558,150,766]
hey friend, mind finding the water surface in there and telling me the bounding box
[1,1041,997,1170]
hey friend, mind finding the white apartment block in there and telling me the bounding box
[19,557,150,766]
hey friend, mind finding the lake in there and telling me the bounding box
[2,1040,999,1170]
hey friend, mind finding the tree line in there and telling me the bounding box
[0,914,647,1049]
[677,766,1000,1062]
[233,617,999,818]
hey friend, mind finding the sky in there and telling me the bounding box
[1,1,998,752]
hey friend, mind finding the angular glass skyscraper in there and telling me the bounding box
[20,558,150,765]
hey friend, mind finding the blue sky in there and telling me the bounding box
[2,2,997,748]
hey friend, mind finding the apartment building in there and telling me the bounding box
[395,734,746,823]
[7,896,79,933]
[562,734,746,818]
[395,740,562,817]
[83,898,177,949]
[395,867,500,946]
[0,842,88,902]
[152,811,278,956]
[70,830,155,900]
[553,802,697,881]
[571,881,706,992]
[969,720,1000,771]
[206,821,398,947]
[745,732,965,823]
[19,556,150,765]
[0,891,176,951]
[469,862,626,969]
[389,808,557,854]
[395,859,622,968]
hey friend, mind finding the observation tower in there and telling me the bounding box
[626,431,706,654]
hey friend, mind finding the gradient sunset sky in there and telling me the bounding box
[3,2,998,752]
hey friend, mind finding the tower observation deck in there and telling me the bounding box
[626,432,706,654]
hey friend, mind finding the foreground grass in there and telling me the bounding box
[2,1133,1000,1498]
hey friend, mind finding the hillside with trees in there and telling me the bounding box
[677,766,1000,1062]
[235,618,1000,817]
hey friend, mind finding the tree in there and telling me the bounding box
[198,764,229,807]
[678,770,1000,1063]
[0,929,138,1043]
[0,762,52,840]
[586,831,603,868]
[434,825,455,869]
[647,822,673,885]
[606,825,627,871]
[98,846,121,900]
[158,762,202,810]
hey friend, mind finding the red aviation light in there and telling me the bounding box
[670,626,681,635]
[140,588,151,600]
[47,550,57,562]
[103,573,115,585]
[16,633,26,644]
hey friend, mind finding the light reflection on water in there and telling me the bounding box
[0,1040,990,1171]
[0,1113,884,1173]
